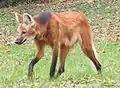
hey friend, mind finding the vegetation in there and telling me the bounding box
[0,0,120,87]
[0,0,48,7]
[0,0,119,38]
[0,39,120,87]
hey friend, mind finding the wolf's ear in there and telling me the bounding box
[15,13,23,23]
[23,13,34,25]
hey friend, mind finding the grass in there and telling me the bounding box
[0,0,120,37]
[0,39,120,87]
[0,0,120,87]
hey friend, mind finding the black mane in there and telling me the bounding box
[39,12,52,25]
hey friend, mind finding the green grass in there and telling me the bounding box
[0,0,120,36]
[0,39,120,87]
[0,0,120,87]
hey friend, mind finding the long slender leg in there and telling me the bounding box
[80,38,101,73]
[82,46,101,73]
[28,40,45,79]
[28,56,40,79]
[49,47,58,78]
[57,45,70,76]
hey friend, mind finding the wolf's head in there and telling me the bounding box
[15,12,51,45]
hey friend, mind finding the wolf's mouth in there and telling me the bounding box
[15,39,27,45]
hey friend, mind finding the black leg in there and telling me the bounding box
[57,67,64,75]
[96,63,101,74]
[49,52,58,78]
[28,57,39,79]
[56,45,69,77]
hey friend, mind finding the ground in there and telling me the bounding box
[0,0,120,88]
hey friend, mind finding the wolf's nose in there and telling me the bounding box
[15,41,21,45]
[15,41,19,44]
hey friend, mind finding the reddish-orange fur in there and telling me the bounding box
[15,11,101,78]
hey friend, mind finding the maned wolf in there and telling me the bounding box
[15,11,101,79]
